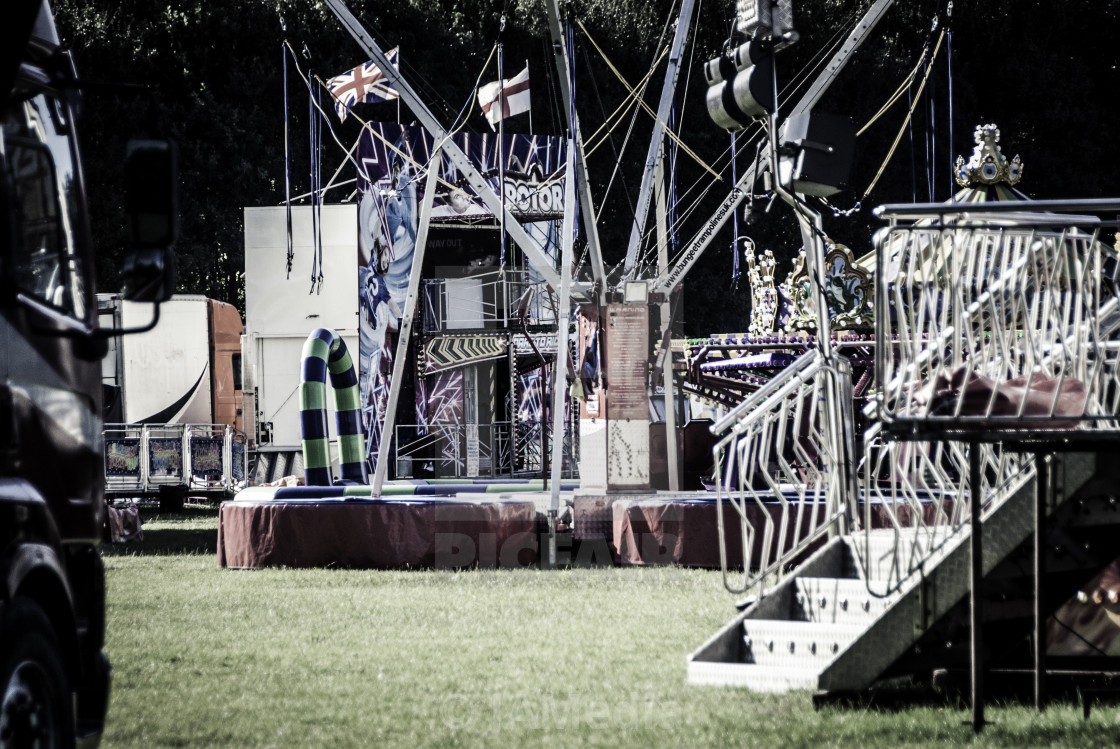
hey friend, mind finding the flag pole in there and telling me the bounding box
[498,14,507,270]
[498,14,514,479]
[526,58,532,134]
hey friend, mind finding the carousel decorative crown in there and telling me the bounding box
[954,124,1023,187]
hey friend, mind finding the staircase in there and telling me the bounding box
[689,452,1109,691]
[248,446,304,485]
[690,201,1120,694]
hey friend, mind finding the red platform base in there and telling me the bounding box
[610,496,953,568]
[218,497,539,569]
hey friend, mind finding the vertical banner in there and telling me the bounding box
[356,123,567,471]
[357,127,418,464]
[517,367,547,423]
[414,369,464,476]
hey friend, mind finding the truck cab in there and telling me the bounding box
[1,2,176,745]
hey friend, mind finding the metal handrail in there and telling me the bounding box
[713,352,857,599]
[862,204,1120,591]
[858,426,1030,591]
[711,204,1120,603]
[421,270,559,332]
[393,420,579,479]
[874,197,1120,220]
[875,215,1120,435]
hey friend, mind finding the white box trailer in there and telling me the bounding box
[102,295,201,423]
[242,205,359,455]
[99,294,248,498]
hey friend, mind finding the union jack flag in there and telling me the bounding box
[326,48,400,123]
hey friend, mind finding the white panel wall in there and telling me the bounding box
[445,278,485,329]
[244,205,359,337]
[244,205,360,448]
[579,419,608,489]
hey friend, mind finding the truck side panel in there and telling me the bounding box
[119,296,211,424]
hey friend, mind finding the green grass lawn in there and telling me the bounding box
[99,505,1120,748]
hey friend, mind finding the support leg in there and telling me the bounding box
[1034,452,1049,711]
[969,442,985,733]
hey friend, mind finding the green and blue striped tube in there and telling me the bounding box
[300,328,367,486]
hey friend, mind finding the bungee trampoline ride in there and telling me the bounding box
[221,0,1120,726]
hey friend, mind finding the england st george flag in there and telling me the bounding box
[477,64,530,130]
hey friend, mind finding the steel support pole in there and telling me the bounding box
[322,0,585,300]
[652,0,899,297]
[543,0,607,303]
[621,0,697,279]
[371,148,443,495]
[547,146,577,568]
[1034,451,1049,711]
[654,151,679,491]
[969,442,985,733]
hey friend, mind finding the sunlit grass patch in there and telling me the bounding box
[100,507,1120,748]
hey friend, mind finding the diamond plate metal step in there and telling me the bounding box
[793,577,895,623]
[857,531,933,582]
[743,620,865,667]
[688,661,821,692]
[688,452,1104,693]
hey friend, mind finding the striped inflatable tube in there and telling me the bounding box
[299,328,368,486]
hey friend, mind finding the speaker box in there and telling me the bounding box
[778,112,856,197]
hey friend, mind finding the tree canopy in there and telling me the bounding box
[53,0,1120,335]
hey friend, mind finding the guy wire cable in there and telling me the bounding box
[582,0,680,232]
[577,18,719,181]
[854,22,946,206]
[293,37,500,199]
[581,41,647,221]
[619,0,686,261]
[581,47,665,156]
[821,9,946,215]
[945,1,956,201]
[282,32,294,279]
[291,9,506,198]
[637,0,705,278]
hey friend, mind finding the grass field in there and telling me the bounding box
[98,505,1120,748]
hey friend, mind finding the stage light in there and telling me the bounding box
[704,41,774,132]
[736,0,795,39]
[623,281,650,304]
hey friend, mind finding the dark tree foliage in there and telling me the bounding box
[52,0,1120,335]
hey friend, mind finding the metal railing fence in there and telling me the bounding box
[104,423,248,495]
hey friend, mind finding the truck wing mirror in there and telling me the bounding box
[121,138,178,303]
[120,247,175,304]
